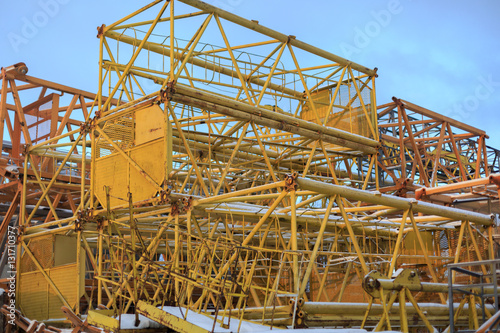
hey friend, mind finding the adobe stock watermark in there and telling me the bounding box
[5,226,17,326]
[8,0,72,53]
[339,0,403,59]
[444,75,500,121]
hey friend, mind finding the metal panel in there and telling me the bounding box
[95,138,164,209]
[302,86,373,139]
[48,264,81,319]
[135,105,164,145]
[129,139,165,198]
[87,310,120,332]
[19,270,49,320]
[95,152,129,208]
[19,263,82,321]
[20,235,54,273]
[54,235,77,266]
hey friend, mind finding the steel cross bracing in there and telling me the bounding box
[1,0,499,332]
[377,98,500,215]
[0,63,119,247]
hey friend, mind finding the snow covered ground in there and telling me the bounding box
[160,306,400,333]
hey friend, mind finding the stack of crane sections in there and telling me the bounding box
[5,0,499,331]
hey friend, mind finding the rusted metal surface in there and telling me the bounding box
[0,304,61,333]
[61,306,102,333]
[136,301,210,333]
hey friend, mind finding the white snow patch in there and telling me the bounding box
[116,314,164,329]
[161,306,278,332]
[159,307,400,333]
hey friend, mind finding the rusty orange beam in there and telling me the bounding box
[415,173,500,200]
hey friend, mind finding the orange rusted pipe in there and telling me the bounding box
[415,174,500,200]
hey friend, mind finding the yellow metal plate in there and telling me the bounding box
[88,310,120,332]
[135,105,164,146]
[95,139,165,209]
[136,301,209,333]
[20,263,81,320]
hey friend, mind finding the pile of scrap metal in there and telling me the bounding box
[1,1,499,333]
[0,304,61,333]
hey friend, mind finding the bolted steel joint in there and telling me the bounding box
[181,196,193,212]
[22,144,30,156]
[74,219,84,232]
[80,121,92,135]
[159,81,176,102]
[15,225,26,244]
[95,216,105,231]
[96,24,105,38]
[170,200,179,216]
[159,188,171,204]
[284,172,299,192]
[75,208,93,231]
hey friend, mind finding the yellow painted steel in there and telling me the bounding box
[87,310,120,332]
[11,1,499,332]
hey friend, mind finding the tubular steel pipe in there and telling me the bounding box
[376,279,499,294]
[415,173,500,200]
[296,177,495,225]
[169,94,377,154]
[172,84,380,150]
[302,301,494,317]
[104,31,302,99]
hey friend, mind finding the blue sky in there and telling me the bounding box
[1,0,500,147]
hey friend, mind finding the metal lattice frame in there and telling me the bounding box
[8,1,500,332]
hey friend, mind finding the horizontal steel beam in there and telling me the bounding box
[169,85,379,154]
[296,177,496,225]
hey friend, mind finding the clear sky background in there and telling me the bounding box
[1,0,500,147]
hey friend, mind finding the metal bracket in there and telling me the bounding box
[284,172,299,192]
[16,225,25,244]
[76,208,94,231]
[181,196,193,212]
[96,24,105,38]
[159,81,176,103]
[170,200,179,216]
[159,188,171,204]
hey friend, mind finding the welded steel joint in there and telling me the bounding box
[22,144,30,156]
[96,24,105,38]
[16,225,25,244]
[62,306,101,333]
[181,196,193,212]
[170,200,180,216]
[362,269,421,299]
[392,96,403,106]
[80,120,92,135]
[159,81,176,103]
[284,172,299,192]
[158,188,171,204]
[278,120,292,132]
[75,208,94,231]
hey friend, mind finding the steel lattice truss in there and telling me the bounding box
[1,1,499,332]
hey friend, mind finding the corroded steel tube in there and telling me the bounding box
[297,177,495,225]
